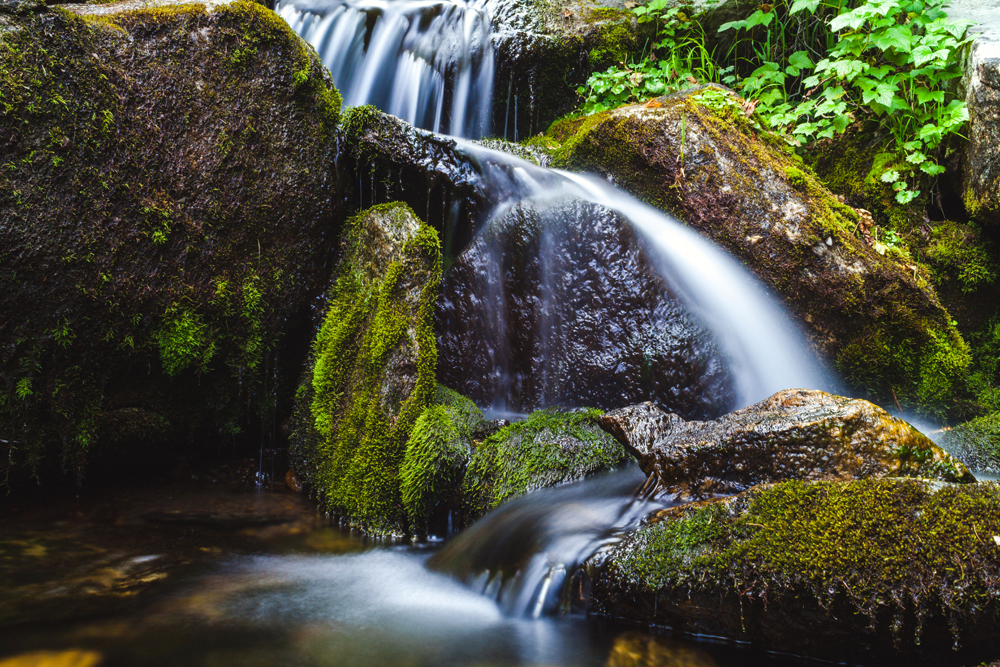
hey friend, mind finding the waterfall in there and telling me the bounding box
[448,140,837,410]
[277,0,495,139]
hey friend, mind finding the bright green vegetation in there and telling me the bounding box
[607,478,1000,642]
[0,0,343,483]
[578,0,971,205]
[297,203,441,536]
[400,386,485,531]
[461,408,628,520]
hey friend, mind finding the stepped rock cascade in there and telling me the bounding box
[277,0,495,138]
[439,140,836,411]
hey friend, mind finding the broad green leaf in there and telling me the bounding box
[906,151,927,164]
[788,51,814,69]
[718,19,747,32]
[831,10,867,31]
[880,170,900,183]
[745,10,775,29]
[790,0,822,13]
[872,26,913,52]
[921,161,946,176]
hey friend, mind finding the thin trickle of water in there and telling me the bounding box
[277,0,495,138]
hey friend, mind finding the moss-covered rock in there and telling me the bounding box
[400,385,485,533]
[600,390,974,501]
[547,85,970,416]
[942,412,1000,473]
[591,478,1000,661]
[289,203,441,537]
[461,408,629,521]
[0,0,343,483]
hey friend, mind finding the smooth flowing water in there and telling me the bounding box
[276,0,495,138]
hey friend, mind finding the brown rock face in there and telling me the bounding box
[598,389,975,499]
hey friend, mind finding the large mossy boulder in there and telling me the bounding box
[590,478,1000,661]
[461,408,629,521]
[0,0,343,481]
[289,203,441,537]
[548,85,970,414]
[436,199,735,419]
[599,389,975,499]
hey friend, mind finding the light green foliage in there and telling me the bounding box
[610,478,1000,641]
[578,4,719,114]
[579,0,970,205]
[153,307,216,376]
[461,408,628,520]
[305,203,441,536]
[968,320,1000,414]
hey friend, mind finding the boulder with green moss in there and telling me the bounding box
[591,478,1000,661]
[942,412,1000,473]
[400,385,485,534]
[461,408,629,521]
[548,85,970,415]
[599,389,975,501]
[0,0,343,483]
[289,203,441,537]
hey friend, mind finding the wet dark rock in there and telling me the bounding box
[436,199,736,419]
[599,389,975,500]
[289,203,440,537]
[284,468,303,493]
[461,407,629,521]
[589,477,1000,663]
[0,1,344,483]
[548,86,969,414]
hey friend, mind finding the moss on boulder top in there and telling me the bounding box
[461,408,629,521]
[591,477,1000,661]
[290,203,441,537]
[548,86,969,416]
[599,389,974,500]
[0,0,343,482]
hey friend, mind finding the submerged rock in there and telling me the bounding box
[461,408,628,521]
[590,477,1000,662]
[289,203,441,536]
[548,86,970,414]
[0,0,344,482]
[436,199,736,419]
[599,389,974,500]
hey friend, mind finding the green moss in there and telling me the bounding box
[924,220,998,295]
[302,203,441,536]
[152,307,216,377]
[609,478,1000,643]
[461,408,628,520]
[588,21,636,71]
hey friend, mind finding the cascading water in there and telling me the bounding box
[277,0,495,138]
[442,139,837,411]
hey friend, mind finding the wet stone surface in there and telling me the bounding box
[436,199,736,419]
